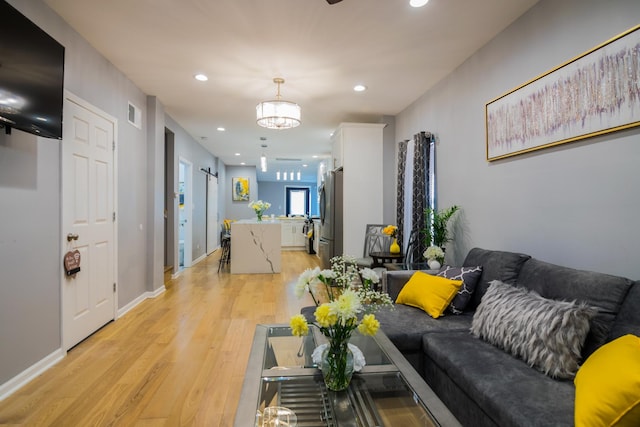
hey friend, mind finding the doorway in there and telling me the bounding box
[205,170,219,254]
[178,158,193,269]
[61,93,117,351]
[164,129,175,277]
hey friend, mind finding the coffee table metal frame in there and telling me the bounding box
[234,323,460,427]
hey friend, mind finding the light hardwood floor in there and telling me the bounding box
[0,250,319,426]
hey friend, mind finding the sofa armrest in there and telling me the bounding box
[382,270,418,301]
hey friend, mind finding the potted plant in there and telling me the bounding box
[422,205,460,248]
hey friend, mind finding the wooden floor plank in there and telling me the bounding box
[0,250,319,426]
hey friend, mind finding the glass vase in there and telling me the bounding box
[256,212,263,221]
[321,341,354,391]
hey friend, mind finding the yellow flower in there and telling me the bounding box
[290,314,309,337]
[357,314,380,336]
[315,303,337,328]
[382,225,398,237]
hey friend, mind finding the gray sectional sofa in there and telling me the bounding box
[375,247,640,427]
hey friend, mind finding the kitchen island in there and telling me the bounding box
[230,219,281,274]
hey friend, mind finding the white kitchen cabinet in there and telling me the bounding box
[281,221,294,246]
[280,219,306,249]
[330,123,385,258]
[331,128,344,169]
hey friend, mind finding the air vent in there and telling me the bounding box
[275,157,302,162]
[128,102,141,129]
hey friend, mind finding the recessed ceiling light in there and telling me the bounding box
[235,153,241,156]
[409,0,429,7]
[217,127,225,132]
[312,155,318,158]
[240,162,246,165]
[302,164,308,167]
[194,73,208,81]
[353,84,367,92]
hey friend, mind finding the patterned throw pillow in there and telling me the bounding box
[471,280,597,379]
[437,266,483,314]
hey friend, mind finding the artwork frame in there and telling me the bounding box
[486,25,640,161]
[232,177,250,201]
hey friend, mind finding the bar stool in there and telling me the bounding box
[218,221,232,272]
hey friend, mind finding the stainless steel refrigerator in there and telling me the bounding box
[318,168,343,269]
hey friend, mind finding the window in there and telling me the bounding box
[286,187,310,216]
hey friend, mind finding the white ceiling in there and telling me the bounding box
[44,0,538,182]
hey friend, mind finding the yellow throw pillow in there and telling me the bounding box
[574,334,640,427]
[396,271,463,318]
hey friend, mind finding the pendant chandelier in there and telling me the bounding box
[256,78,301,130]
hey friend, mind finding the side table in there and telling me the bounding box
[369,251,404,268]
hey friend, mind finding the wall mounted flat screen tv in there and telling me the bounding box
[0,0,65,139]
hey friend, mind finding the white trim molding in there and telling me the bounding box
[0,349,65,402]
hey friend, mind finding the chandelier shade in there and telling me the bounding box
[256,78,301,130]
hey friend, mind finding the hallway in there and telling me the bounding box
[0,251,319,426]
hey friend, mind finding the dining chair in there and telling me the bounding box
[355,224,391,269]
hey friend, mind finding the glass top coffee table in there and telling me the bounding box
[234,324,460,427]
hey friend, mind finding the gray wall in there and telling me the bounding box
[1,0,150,385]
[381,115,396,225]
[395,0,640,279]
[0,130,61,384]
[165,115,217,266]
[0,0,218,387]
[259,181,319,217]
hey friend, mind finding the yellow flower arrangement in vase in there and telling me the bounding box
[382,225,400,254]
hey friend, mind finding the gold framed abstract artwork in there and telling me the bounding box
[232,177,250,201]
[486,25,640,161]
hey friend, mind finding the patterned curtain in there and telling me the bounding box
[396,139,409,248]
[396,131,434,265]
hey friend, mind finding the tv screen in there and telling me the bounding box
[0,0,65,139]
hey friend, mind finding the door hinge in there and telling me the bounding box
[113,212,116,222]
[113,283,116,293]
[112,140,115,151]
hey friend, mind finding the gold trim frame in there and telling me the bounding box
[486,25,640,161]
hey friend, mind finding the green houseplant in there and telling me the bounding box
[422,205,460,248]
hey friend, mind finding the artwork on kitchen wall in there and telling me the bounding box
[486,24,640,161]
[232,177,250,201]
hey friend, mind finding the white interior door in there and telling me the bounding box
[62,95,116,350]
[206,174,218,254]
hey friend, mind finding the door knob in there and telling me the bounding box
[67,233,79,242]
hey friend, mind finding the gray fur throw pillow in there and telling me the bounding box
[470,280,597,379]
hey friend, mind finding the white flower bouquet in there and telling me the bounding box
[248,200,271,220]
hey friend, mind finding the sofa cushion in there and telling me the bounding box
[422,331,575,427]
[462,248,530,310]
[574,334,640,427]
[437,265,483,314]
[375,304,473,352]
[471,281,596,379]
[516,258,633,358]
[395,271,462,318]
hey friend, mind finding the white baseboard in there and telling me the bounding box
[0,349,65,402]
[192,253,207,265]
[1,286,167,402]
[117,285,166,318]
